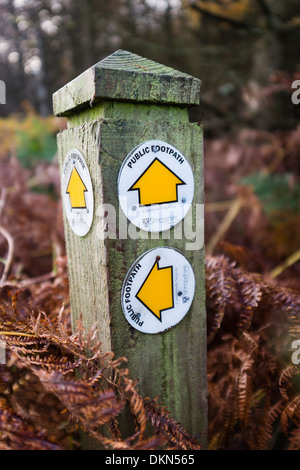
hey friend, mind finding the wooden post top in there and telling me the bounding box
[53,49,201,117]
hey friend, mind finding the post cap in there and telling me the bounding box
[53,49,201,116]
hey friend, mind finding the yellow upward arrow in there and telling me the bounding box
[136,260,173,321]
[129,158,185,206]
[66,167,87,209]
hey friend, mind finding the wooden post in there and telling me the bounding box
[53,50,206,443]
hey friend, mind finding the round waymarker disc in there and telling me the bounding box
[61,149,94,237]
[121,247,195,334]
[118,140,194,232]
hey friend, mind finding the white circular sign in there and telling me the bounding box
[121,247,195,334]
[61,149,94,237]
[118,140,194,232]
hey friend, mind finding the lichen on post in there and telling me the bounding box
[53,49,206,444]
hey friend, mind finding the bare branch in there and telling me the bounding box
[0,226,14,285]
[256,0,280,30]
[0,186,6,222]
[2,271,55,288]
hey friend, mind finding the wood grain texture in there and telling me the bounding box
[57,122,111,353]
[99,118,206,440]
[57,113,206,440]
[54,50,206,444]
[53,49,201,117]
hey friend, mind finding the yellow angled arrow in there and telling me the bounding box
[129,158,185,206]
[136,260,173,321]
[66,166,87,209]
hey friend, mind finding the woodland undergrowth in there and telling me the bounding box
[0,125,300,449]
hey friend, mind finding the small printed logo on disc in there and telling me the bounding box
[121,247,195,334]
[118,140,194,232]
[61,149,93,237]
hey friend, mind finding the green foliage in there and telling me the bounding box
[0,106,60,168]
[241,172,300,215]
[16,118,57,168]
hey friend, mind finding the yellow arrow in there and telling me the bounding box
[129,158,185,206]
[66,166,87,209]
[136,260,173,321]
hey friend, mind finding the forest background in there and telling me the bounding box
[0,0,300,450]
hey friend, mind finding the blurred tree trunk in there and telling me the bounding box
[35,21,51,117]
[7,1,28,108]
[186,0,300,130]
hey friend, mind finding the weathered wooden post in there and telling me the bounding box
[53,50,206,443]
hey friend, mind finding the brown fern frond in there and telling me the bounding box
[281,394,300,436]
[237,357,254,425]
[205,255,236,342]
[124,377,147,440]
[206,255,263,340]
[0,408,61,450]
[144,399,201,450]
[36,370,124,429]
[279,366,300,401]
[108,417,122,441]
[206,254,300,341]
[207,325,286,450]
[233,271,262,337]
[22,354,81,374]
[131,434,166,450]
[287,426,300,450]
[258,399,285,450]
